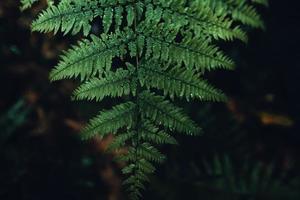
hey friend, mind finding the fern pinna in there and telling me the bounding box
[21,0,266,199]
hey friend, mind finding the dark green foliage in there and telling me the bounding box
[0,99,31,146]
[21,0,266,198]
[20,0,54,10]
[196,155,300,200]
[151,154,300,200]
[201,155,282,196]
[20,0,38,10]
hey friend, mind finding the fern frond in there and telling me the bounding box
[199,154,299,199]
[150,35,234,70]
[20,0,38,10]
[231,3,265,28]
[50,30,133,81]
[139,60,227,101]
[23,0,267,198]
[31,0,142,36]
[136,143,166,163]
[140,121,178,145]
[108,121,177,152]
[206,0,265,28]
[73,68,136,102]
[107,131,135,151]
[121,144,165,200]
[152,0,247,42]
[122,158,154,200]
[81,102,136,140]
[139,24,235,70]
[139,91,201,135]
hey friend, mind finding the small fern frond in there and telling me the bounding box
[139,60,227,101]
[136,143,166,163]
[148,1,248,42]
[139,91,201,135]
[31,0,141,36]
[107,131,135,152]
[231,3,265,28]
[20,0,38,10]
[73,68,136,102]
[81,102,136,140]
[140,121,178,145]
[50,30,133,81]
[121,144,165,200]
[206,0,265,28]
[108,120,177,152]
[122,159,154,200]
[199,154,299,199]
[139,25,235,70]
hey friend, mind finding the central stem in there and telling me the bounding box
[133,2,142,163]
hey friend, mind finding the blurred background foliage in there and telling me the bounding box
[0,0,299,200]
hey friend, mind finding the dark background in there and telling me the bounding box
[0,0,299,199]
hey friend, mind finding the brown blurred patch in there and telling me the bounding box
[226,98,246,122]
[101,165,122,200]
[257,111,294,127]
[24,89,39,104]
[64,118,84,132]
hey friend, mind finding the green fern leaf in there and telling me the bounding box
[107,131,135,152]
[139,60,227,101]
[20,0,38,10]
[50,30,133,81]
[73,68,136,102]
[81,102,136,140]
[139,91,201,135]
[140,121,178,145]
[232,3,265,28]
[206,0,265,28]
[154,0,248,42]
[139,24,235,70]
[31,0,137,36]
